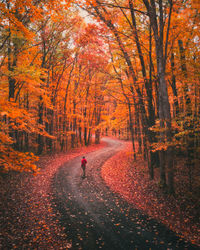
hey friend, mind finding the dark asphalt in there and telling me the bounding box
[52,138,199,250]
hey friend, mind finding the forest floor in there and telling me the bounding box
[101,140,200,247]
[0,137,199,249]
[0,141,106,249]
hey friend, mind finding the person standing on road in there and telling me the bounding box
[81,156,87,177]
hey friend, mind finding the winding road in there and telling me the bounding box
[52,138,198,250]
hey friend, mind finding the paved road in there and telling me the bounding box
[52,138,199,250]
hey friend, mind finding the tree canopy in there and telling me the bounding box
[0,0,199,194]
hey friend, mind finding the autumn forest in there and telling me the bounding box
[0,0,200,248]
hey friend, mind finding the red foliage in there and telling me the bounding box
[101,142,200,247]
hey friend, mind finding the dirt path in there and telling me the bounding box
[52,138,198,250]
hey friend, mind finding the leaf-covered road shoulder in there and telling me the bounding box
[1,138,199,249]
[0,142,105,249]
[101,141,200,247]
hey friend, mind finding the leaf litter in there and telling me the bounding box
[101,141,200,247]
[0,142,105,249]
[1,139,199,248]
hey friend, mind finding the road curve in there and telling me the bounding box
[52,138,198,250]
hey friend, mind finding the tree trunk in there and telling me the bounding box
[8,34,16,101]
[84,127,88,146]
[135,105,142,155]
[79,122,82,145]
[95,104,101,144]
[95,129,100,144]
[170,51,179,116]
[167,146,174,194]
[143,0,173,190]
[37,96,44,154]
[128,102,136,160]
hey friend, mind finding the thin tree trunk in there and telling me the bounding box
[128,102,136,160]
[170,51,179,117]
[37,95,44,154]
